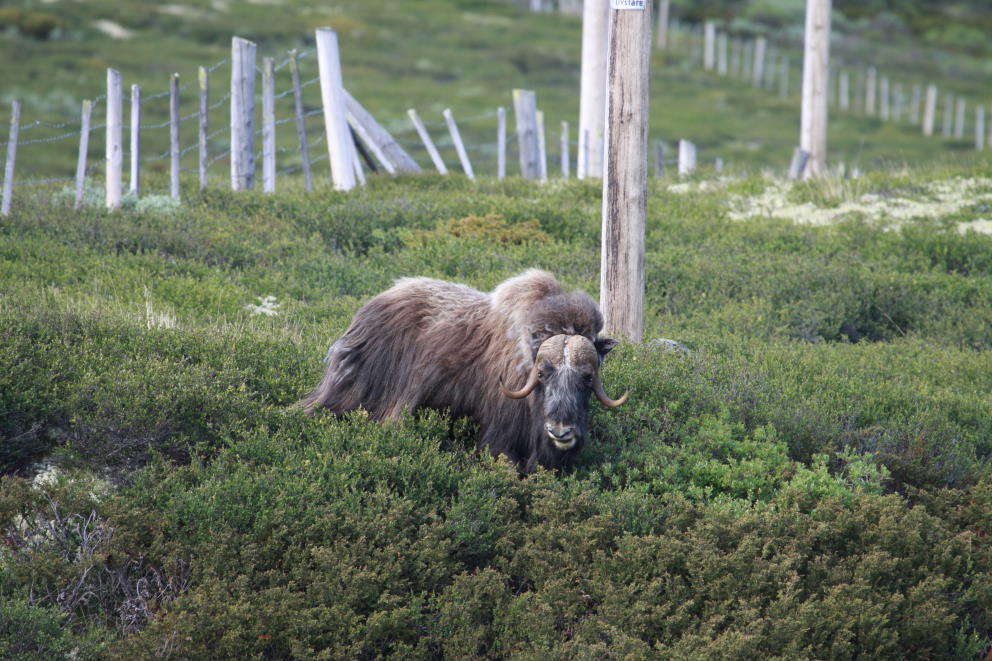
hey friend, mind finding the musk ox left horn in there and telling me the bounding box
[592,373,628,408]
[500,365,540,399]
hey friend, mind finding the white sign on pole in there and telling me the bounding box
[611,0,645,9]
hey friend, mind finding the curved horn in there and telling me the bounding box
[500,366,540,399]
[593,374,628,408]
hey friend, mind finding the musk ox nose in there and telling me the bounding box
[545,423,577,450]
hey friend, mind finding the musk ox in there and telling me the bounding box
[298,269,627,472]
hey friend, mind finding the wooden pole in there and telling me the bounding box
[513,89,541,179]
[74,100,92,210]
[170,73,181,201]
[130,84,142,196]
[198,67,209,190]
[578,0,608,179]
[677,139,696,176]
[943,95,953,138]
[703,20,716,71]
[536,110,548,182]
[106,68,123,209]
[497,106,507,179]
[348,112,396,174]
[443,108,475,181]
[288,51,313,192]
[976,106,985,151]
[316,28,357,191]
[799,0,831,178]
[656,0,669,49]
[231,37,256,191]
[879,76,889,121]
[408,109,447,174]
[261,58,276,193]
[1,101,19,217]
[560,120,570,178]
[922,84,937,136]
[343,90,420,173]
[601,0,651,344]
[954,97,966,139]
[752,36,766,88]
[865,66,876,116]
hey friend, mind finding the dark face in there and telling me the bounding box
[536,356,594,453]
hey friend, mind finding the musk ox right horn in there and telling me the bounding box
[500,365,540,399]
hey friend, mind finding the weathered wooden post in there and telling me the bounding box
[288,51,313,192]
[198,67,209,190]
[443,108,475,181]
[408,109,447,174]
[169,73,181,200]
[789,147,810,179]
[74,100,93,210]
[943,95,954,138]
[865,66,876,116]
[130,84,142,196]
[601,0,651,344]
[497,106,507,179]
[703,21,716,71]
[343,91,420,174]
[799,0,830,178]
[678,139,696,176]
[922,84,937,136]
[954,97,966,139]
[752,36,766,88]
[717,32,728,76]
[839,69,849,111]
[231,37,256,191]
[579,0,608,179]
[976,106,985,151]
[1,101,19,217]
[316,28,358,190]
[910,83,922,126]
[560,120,570,178]
[656,0,670,49]
[513,89,541,179]
[536,110,548,182]
[261,58,276,193]
[106,69,123,209]
[879,76,889,121]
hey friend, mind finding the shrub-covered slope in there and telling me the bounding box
[2,170,992,658]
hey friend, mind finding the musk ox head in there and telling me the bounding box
[501,333,627,456]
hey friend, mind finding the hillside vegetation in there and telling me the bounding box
[2,165,992,657]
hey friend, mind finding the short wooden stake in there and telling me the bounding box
[408,108,447,174]
[922,84,937,136]
[262,58,276,193]
[976,106,985,151]
[497,106,507,179]
[703,21,716,71]
[865,66,876,115]
[789,147,809,179]
[954,97,966,139]
[1,101,20,217]
[752,36,767,88]
[839,70,849,111]
[910,84,922,126]
[678,139,696,176]
[717,32,728,76]
[198,67,209,190]
[231,37,257,191]
[560,120,570,178]
[536,110,548,182]
[169,73,181,201]
[513,89,541,179]
[316,28,358,191]
[943,95,953,138]
[74,100,92,210]
[879,77,889,121]
[443,108,475,181]
[106,68,123,209]
[288,51,313,192]
[130,84,142,196]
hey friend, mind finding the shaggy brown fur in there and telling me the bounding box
[298,270,621,471]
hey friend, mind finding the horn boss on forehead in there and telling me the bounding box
[298,269,627,473]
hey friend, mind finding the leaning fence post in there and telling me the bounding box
[262,57,276,193]
[106,68,123,209]
[497,106,507,179]
[231,37,257,191]
[443,108,475,181]
[316,28,358,191]
[408,109,447,175]
[513,89,541,179]
[288,51,313,192]
[789,147,810,179]
[170,73,181,201]
[198,67,209,189]
[130,84,141,196]
[1,101,20,217]
[74,100,93,210]
[348,112,396,175]
[560,120,570,179]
